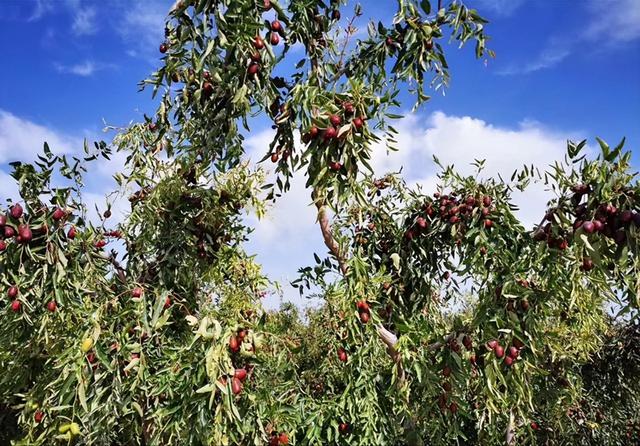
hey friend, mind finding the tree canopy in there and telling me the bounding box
[0,1,638,445]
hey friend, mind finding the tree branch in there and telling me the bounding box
[315,201,348,276]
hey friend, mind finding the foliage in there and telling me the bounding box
[0,1,638,445]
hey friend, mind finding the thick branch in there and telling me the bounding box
[505,411,516,445]
[315,202,348,275]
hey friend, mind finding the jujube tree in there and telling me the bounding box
[0,0,638,445]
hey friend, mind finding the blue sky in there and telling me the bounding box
[1,0,639,307]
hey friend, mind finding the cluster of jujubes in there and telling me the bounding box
[226,327,259,396]
[533,183,639,267]
[405,193,495,242]
[296,100,366,173]
[0,203,91,313]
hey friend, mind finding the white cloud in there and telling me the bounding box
[473,0,526,17]
[0,110,126,227]
[380,112,584,228]
[29,0,53,21]
[54,60,115,77]
[498,45,571,76]
[54,60,98,76]
[242,112,582,307]
[116,1,169,62]
[243,129,327,309]
[498,0,640,75]
[0,110,81,163]
[585,0,640,42]
[71,6,98,36]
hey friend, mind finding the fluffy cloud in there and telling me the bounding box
[0,110,126,226]
[243,112,582,307]
[0,110,81,164]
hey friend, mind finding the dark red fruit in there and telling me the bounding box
[231,377,242,395]
[416,217,427,229]
[442,366,451,377]
[270,32,280,46]
[530,421,539,430]
[47,301,57,312]
[309,126,319,138]
[94,239,107,248]
[229,336,240,352]
[353,117,364,130]
[8,286,18,299]
[339,422,349,434]
[359,311,370,323]
[248,63,260,75]
[132,287,143,298]
[337,347,348,362]
[34,410,44,423]
[469,354,477,365]
[10,204,23,219]
[520,299,530,311]
[263,0,272,10]
[482,196,492,207]
[4,226,14,238]
[271,20,282,32]
[462,335,472,350]
[253,36,265,49]
[324,127,338,140]
[582,221,595,234]
[329,161,342,171]
[67,226,76,239]
[163,296,171,309]
[582,257,594,271]
[159,43,168,53]
[234,368,248,382]
[508,346,519,359]
[271,152,279,163]
[278,433,289,445]
[449,402,458,414]
[203,82,214,96]
[0,214,5,226]
[331,10,341,20]
[484,219,493,229]
[504,356,514,366]
[17,225,32,243]
[487,339,498,350]
[0,240,5,251]
[620,210,633,224]
[329,115,341,127]
[494,345,505,358]
[52,208,65,221]
[10,300,21,312]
